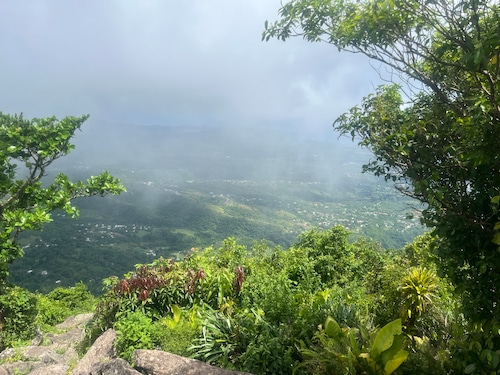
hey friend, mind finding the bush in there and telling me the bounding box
[0,286,37,349]
[46,282,96,312]
[114,310,156,362]
[154,305,200,356]
[36,282,96,328]
[234,310,298,375]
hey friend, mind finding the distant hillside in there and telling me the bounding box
[10,123,425,294]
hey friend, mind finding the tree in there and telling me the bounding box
[0,112,125,285]
[263,0,500,326]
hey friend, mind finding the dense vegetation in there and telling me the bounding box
[0,282,96,350]
[2,226,497,373]
[73,227,470,373]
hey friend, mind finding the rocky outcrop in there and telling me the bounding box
[0,314,253,375]
[134,350,252,375]
[0,313,92,375]
[70,329,119,375]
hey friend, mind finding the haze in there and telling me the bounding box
[0,1,382,142]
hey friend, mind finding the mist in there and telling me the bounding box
[1,0,385,190]
[61,119,372,186]
[0,1,381,137]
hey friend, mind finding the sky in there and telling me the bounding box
[0,1,382,140]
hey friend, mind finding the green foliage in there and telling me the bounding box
[399,267,438,333]
[154,305,200,356]
[298,317,408,375]
[0,112,125,285]
[294,226,356,287]
[36,282,96,328]
[0,283,96,350]
[189,309,237,369]
[114,310,155,363]
[236,314,297,375]
[0,286,37,349]
[84,230,475,373]
[46,282,96,312]
[85,247,247,348]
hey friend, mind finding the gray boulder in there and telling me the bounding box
[134,349,253,375]
[70,328,117,375]
[88,358,141,375]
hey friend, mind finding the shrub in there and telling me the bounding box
[36,282,96,328]
[189,309,238,369]
[297,317,408,375]
[114,310,155,362]
[46,282,96,312]
[154,305,200,356]
[0,286,37,349]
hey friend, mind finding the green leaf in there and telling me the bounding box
[464,363,476,374]
[491,350,500,369]
[371,319,402,357]
[324,316,342,339]
[379,334,404,365]
[384,350,408,374]
[171,304,182,324]
[348,330,361,356]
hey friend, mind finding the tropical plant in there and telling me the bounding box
[298,317,408,375]
[114,310,156,362]
[154,305,200,356]
[189,309,237,369]
[0,286,37,349]
[399,267,438,334]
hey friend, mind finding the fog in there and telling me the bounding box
[0,1,382,141]
[1,1,390,206]
[61,120,373,187]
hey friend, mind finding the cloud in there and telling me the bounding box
[0,0,381,138]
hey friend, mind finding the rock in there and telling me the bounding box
[30,363,70,375]
[134,350,253,375]
[0,313,94,375]
[88,358,142,375]
[45,313,93,352]
[0,361,40,374]
[30,327,44,346]
[22,346,65,364]
[0,346,66,374]
[55,313,94,331]
[70,328,117,375]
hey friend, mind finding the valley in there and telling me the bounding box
[9,124,425,294]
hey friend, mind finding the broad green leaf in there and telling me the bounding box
[324,316,342,339]
[491,350,500,369]
[371,319,402,357]
[379,334,404,365]
[384,350,409,374]
[171,304,182,324]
